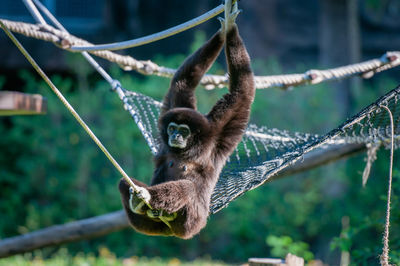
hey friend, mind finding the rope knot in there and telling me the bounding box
[304,70,323,84]
[111,80,122,91]
[140,60,158,74]
[37,23,72,49]
[384,52,399,64]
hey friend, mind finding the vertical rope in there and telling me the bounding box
[379,105,394,266]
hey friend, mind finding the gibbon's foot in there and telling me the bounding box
[147,209,177,222]
[224,0,240,31]
[128,187,150,214]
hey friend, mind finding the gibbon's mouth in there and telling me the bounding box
[168,139,186,149]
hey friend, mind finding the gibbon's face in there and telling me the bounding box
[167,122,191,149]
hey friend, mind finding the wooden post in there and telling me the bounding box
[248,254,304,266]
[0,91,47,115]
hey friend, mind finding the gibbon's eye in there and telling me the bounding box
[167,122,178,135]
[179,126,191,138]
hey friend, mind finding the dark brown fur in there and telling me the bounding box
[119,25,255,239]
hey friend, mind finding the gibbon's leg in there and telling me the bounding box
[146,180,196,214]
[119,178,173,235]
[208,1,254,122]
[207,2,255,158]
[225,4,253,98]
[160,28,225,114]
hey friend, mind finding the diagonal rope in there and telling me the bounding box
[380,105,394,266]
[1,18,400,90]
[69,4,225,52]
[27,0,160,159]
[23,0,115,87]
[0,20,147,200]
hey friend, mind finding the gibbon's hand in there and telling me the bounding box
[224,0,241,31]
[130,185,151,205]
[128,187,149,214]
[218,0,241,34]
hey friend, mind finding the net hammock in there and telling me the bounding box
[114,85,400,214]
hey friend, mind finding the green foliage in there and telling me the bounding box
[189,31,208,54]
[0,247,227,266]
[266,235,314,261]
[330,169,400,266]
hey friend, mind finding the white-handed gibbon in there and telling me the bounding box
[119,1,255,239]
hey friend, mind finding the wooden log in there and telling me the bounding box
[0,143,366,258]
[270,143,366,181]
[0,91,47,115]
[0,211,128,258]
[248,258,285,266]
[248,253,304,266]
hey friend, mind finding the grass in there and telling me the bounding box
[0,248,228,266]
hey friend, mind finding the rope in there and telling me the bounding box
[22,0,46,25]
[70,4,225,51]
[26,0,161,161]
[380,105,394,266]
[2,18,400,90]
[362,143,380,186]
[0,20,60,43]
[0,20,149,204]
[31,0,66,31]
[25,0,116,87]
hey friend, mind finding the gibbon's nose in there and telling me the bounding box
[169,133,186,148]
[171,133,183,142]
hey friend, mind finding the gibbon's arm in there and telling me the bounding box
[225,25,255,101]
[119,178,172,235]
[161,30,225,115]
[146,179,196,214]
[207,24,255,158]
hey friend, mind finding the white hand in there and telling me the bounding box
[225,1,240,30]
[135,186,151,205]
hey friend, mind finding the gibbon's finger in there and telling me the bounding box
[224,0,233,24]
[228,10,241,25]
[231,1,238,13]
[217,17,226,34]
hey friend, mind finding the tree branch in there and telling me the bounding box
[0,211,128,258]
[0,143,367,258]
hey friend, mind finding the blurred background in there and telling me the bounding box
[0,0,400,265]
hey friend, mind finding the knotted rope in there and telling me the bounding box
[2,18,400,90]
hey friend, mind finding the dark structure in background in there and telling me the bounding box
[1,0,400,71]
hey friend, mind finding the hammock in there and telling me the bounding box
[115,85,400,214]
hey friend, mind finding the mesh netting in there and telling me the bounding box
[115,86,400,214]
